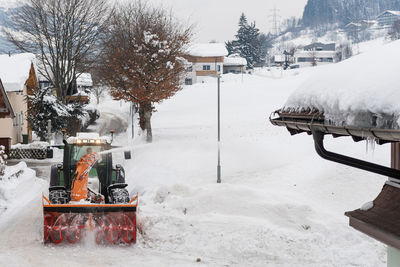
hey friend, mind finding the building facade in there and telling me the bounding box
[377,10,400,27]
[0,53,36,145]
[294,42,336,68]
[184,43,228,84]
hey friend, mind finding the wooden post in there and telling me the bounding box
[388,143,400,266]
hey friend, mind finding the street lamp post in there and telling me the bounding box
[217,75,221,183]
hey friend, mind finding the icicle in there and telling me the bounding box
[365,136,376,155]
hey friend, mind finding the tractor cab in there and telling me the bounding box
[49,133,128,204]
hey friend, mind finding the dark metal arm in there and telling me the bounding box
[312,130,400,179]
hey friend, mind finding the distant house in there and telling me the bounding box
[0,53,37,145]
[184,43,228,84]
[272,55,285,66]
[294,42,336,67]
[377,10,400,27]
[223,56,247,74]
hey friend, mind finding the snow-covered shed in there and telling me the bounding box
[270,39,400,265]
[223,56,247,74]
[0,53,37,144]
[184,43,228,84]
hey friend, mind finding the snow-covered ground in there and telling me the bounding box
[0,41,393,266]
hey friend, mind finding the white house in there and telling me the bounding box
[294,43,336,68]
[184,43,228,84]
[0,53,37,144]
[377,10,400,27]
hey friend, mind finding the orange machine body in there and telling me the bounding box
[71,153,99,201]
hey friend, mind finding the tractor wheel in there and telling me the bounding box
[109,188,129,204]
[49,189,68,204]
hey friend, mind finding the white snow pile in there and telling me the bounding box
[283,39,400,129]
[0,162,45,221]
[186,43,228,57]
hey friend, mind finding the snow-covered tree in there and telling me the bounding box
[335,42,353,62]
[27,87,86,140]
[225,13,264,69]
[98,1,192,142]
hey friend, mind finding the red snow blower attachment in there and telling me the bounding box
[43,133,136,245]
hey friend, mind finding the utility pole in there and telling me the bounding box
[269,5,281,37]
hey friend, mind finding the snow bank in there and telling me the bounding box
[0,162,45,226]
[11,141,49,149]
[284,40,400,129]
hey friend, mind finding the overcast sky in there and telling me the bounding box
[146,0,308,43]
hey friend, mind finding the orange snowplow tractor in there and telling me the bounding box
[71,153,99,201]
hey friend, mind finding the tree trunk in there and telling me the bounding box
[138,102,153,142]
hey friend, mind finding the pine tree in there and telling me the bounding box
[226,13,264,69]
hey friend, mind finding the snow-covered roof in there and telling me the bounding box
[377,10,400,17]
[295,51,336,58]
[284,39,400,129]
[76,73,93,87]
[274,55,285,62]
[224,56,247,66]
[345,22,361,28]
[386,10,400,16]
[187,43,228,57]
[0,53,35,92]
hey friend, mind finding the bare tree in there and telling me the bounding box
[309,50,318,67]
[4,0,111,104]
[98,1,192,142]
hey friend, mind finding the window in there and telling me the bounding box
[202,65,210,71]
[185,78,192,85]
[217,65,221,72]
